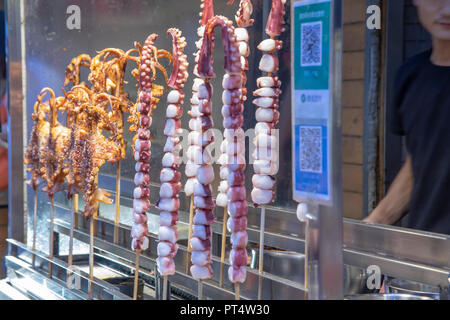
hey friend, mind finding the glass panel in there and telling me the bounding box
[23,0,297,251]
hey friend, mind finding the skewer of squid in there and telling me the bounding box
[131,34,171,300]
[185,0,215,275]
[156,28,188,300]
[250,0,286,300]
[37,89,70,279]
[197,15,246,300]
[24,95,49,268]
[64,54,92,232]
[218,0,254,289]
[102,48,139,244]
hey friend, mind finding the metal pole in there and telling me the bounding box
[302,0,344,300]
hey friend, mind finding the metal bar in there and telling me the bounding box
[6,0,26,251]
[344,248,450,289]
[53,218,307,300]
[6,238,132,300]
[306,0,344,300]
[51,199,450,277]
[343,219,450,268]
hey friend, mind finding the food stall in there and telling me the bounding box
[1,0,449,300]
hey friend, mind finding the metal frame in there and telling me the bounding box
[6,0,26,250]
[305,0,344,300]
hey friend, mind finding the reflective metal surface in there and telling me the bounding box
[386,278,440,300]
[52,214,307,300]
[302,0,345,300]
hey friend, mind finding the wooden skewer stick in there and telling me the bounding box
[162,275,168,300]
[198,280,203,300]
[185,196,194,273]
[67,196,75,287]
[133,249,141,300]
[114,161,121,244]
[235,283,240,300]
[32,192,37,268]
[88,216,95,300]
[257,206,266,300]
[48,196,55,279]
[73,194,79,228]
[219,206,228,287]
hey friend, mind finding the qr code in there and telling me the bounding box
[301,21,322,67]
[300,126,322,173]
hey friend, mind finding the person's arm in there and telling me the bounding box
[364,154,414,225]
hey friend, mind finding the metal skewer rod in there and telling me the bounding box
[133,249,141,300]
[32,192,37,268]
[88,216,95,300]
[257,206,266,300]
[219,206,228,287]
[185,196,194,273]
[304,216,309,300]
[114,161,121,244]
[163,275,168,300]
[235,283,240,300]
[48,196,55,279]
[198,280,203,300]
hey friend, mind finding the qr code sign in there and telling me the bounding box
[301,21,322,67]
[300,126,322,173]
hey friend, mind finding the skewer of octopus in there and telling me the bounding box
[216,0,254,289]
[197,14,249,300]
[251,0,287,300]
[130,33,172,300]
[156,28,189,300]
[185,0,216,276]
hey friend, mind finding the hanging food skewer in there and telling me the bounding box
[218,0,254,289]
[185,0,216,275]
[251,0,286,300]
[156,28,188,300]
[24,93,50,268]
[64,83,121,298]
[196,14,246,299]
[63,55,92,282]
[37,88,72,279]
[88,48,134,239]
[130,33,171,300]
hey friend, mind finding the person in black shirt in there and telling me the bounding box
[365,0,450,234]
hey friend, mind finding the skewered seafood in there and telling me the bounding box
[156,28,188,276]
[217,0,254,209]
[185,0,216,199]
[132,34,171,252]
[251,0,286,207]
[196,15,246,282]
[64,54,92,87]
[37,88,71,198]
[24,94,50,191]
[64,85,121,217]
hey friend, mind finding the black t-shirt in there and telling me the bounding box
[391,49,450,235]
